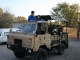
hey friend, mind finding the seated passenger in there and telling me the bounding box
[36,23,45,34]
[37,15,44,26]
[40,24,45,34]
[37,15,44,21]
[52,28,58,35]
[36,15,45,34]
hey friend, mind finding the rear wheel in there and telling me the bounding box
[58,43,65,55]
[14,49,25,58]
[32,48,48,60]
[65,33,68,49]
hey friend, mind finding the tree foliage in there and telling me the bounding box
[0,8,15,28]
[0,8,27,28]
[51,2,80,27]
[15,16,27,22]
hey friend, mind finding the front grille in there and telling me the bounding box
[14,39,22,47]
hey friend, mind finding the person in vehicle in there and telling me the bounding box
[37,15,45,34]
[52,28,58,35]
[36,23,45,34]
[37,15,44,21]
[28,11,36,22]
[37,15,45,26]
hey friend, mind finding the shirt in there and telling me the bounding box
[40,19,44,21]
[28,15,36,22]
[40,19,45,26]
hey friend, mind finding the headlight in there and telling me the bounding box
[28,49,32,53]
[29,40,32,43]
[28,38,32,43]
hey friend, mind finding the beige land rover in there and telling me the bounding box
[7,15,68,60]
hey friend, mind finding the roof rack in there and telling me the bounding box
[36,15,51,21]
[36,15,67,22]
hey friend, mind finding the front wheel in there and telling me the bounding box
[32,48,48,60]
[14,49,25,58]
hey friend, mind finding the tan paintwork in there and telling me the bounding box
[33,34,63,51]
[7,21,67,52]
[33,33,51,51]
[51,35,60,40]
[7,32,66,51]
[7,33,34,48]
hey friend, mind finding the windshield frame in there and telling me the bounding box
[11,22,37,34]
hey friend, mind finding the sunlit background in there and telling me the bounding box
[0,0,80,18]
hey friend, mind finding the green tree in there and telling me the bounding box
[0,8,15,28]
[51,2,80,27]
[15,16,27,22]
[0,8,27,28]
[0,8,3,18]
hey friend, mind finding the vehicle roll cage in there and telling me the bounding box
[36,15,68,32]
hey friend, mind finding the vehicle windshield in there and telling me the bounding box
[11,23,37,34]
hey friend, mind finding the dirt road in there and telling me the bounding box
[0,39,80,60]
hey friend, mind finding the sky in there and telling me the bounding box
[0,0,80,18]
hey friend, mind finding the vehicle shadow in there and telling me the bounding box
[0,42,7,45]
[12,52,58,60]
[12,56,32,60]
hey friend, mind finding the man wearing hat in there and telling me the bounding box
[28,11,36,22]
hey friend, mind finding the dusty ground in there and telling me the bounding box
[48,38,80,60]
[0,39,80,60]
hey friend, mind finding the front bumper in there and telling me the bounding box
[7,44,15,51]
[7,44,34,55]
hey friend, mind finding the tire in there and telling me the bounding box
[65,33,69,49]
[58,43,65,55]
[32,48,48,60]
[14,49,25,58]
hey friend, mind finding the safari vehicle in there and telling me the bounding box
[7,15,68,60]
